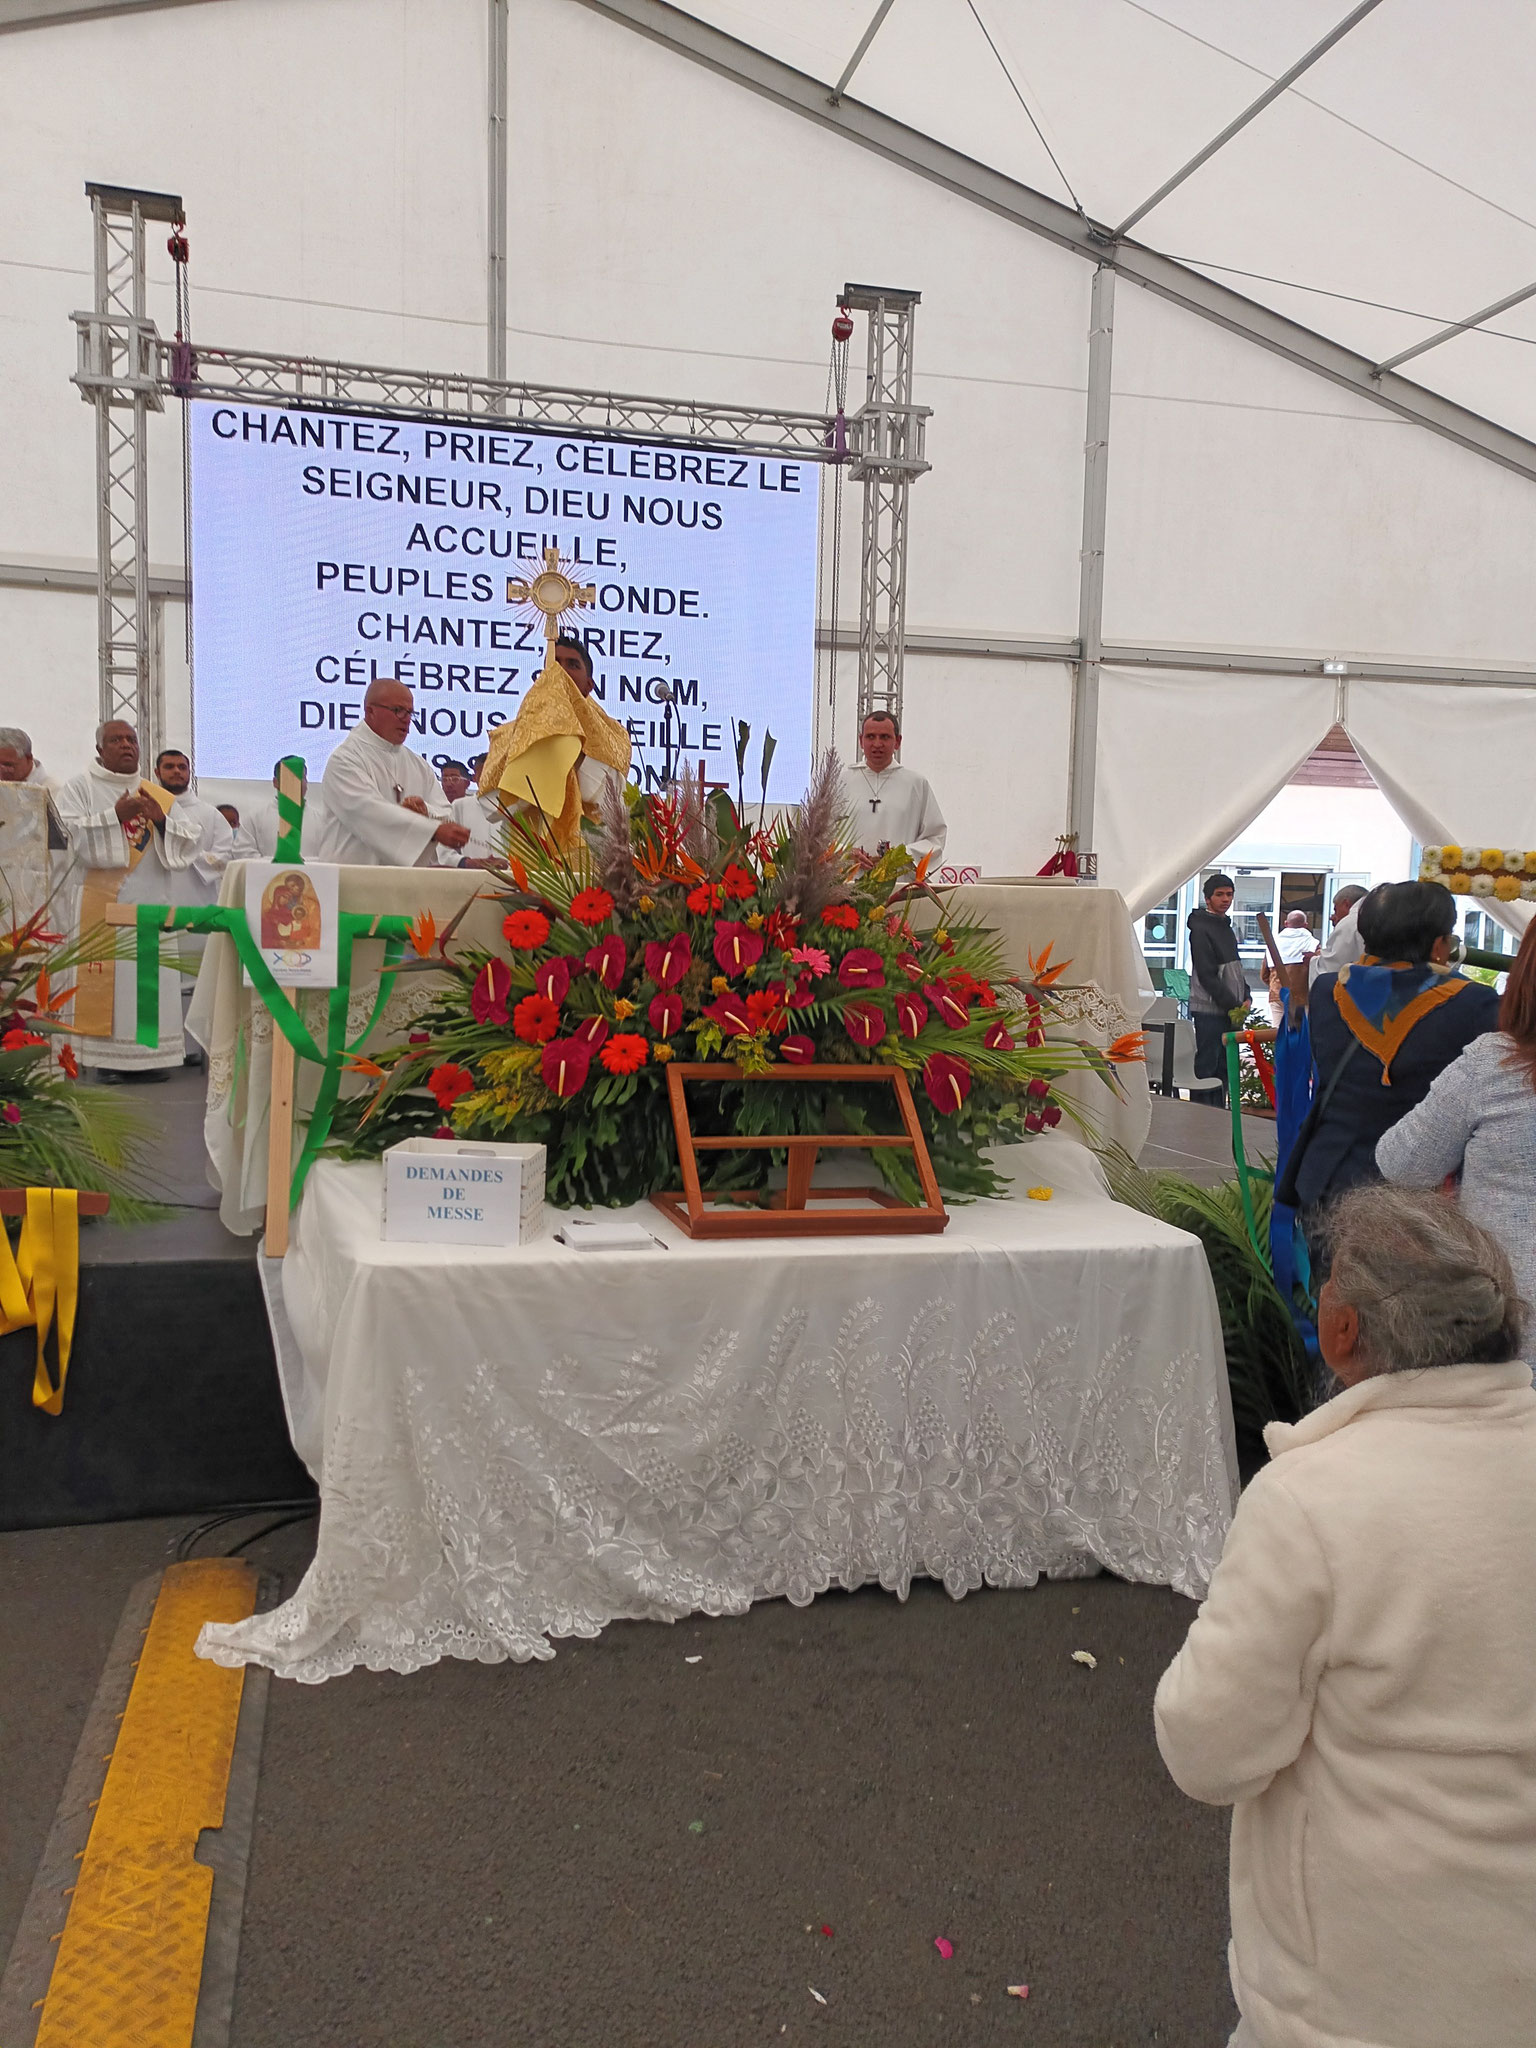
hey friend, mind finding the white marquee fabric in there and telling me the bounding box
[4,0,1536,873]
[196,1158,1236,1681]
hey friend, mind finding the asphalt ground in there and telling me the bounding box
[2,1514,1235,2048]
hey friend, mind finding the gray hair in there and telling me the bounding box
[0,727,30,753]
[95,718,137,746]
[1328,1185,1524,1372]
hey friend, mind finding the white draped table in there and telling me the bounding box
[198,1159,1236,1684]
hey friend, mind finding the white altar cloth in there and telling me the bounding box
[197,1161,1236,1684]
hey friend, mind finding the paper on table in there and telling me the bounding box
[559,1217,663,1250]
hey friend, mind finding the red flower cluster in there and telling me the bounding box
[821,903,859,931]
[721,863,756,901]
[2,1027,46,1050]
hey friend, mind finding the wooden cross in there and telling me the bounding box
[506,546,597,647]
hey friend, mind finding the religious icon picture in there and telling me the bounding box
[243,860,340,988]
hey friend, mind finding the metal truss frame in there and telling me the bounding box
[841,283,929,729]
[67,173,929,745]
[70,181,180,759]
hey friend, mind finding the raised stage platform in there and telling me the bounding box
[0,1069,313,1532]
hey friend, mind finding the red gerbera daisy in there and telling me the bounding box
[503,908,551,950]
[513,993,561,1044]
[821,902,859,930]
[599,1033,649,1075]
[686,882,723,914]
[569,886,615,927]
[722,863,757,901]
[427,1062,475,1110]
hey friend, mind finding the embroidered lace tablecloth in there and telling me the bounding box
[196,1161,1235,1684]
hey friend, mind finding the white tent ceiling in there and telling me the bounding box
[3,0,1536,897]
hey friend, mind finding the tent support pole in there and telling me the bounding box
[487,0,508,391]
[1068,263,1114,850]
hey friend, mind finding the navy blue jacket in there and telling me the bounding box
[1288,969,1502,1208]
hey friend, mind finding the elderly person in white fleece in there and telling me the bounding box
[1155,1185,1536,2048]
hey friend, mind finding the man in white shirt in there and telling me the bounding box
[311,679,470,866]
[1310,884,1369,986]
[1268,909,1320,1022]
[152,749,234,907]
[839,711,947,864]
[55,720,206,1079]
[0,725,52,790]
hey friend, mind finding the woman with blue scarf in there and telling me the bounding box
[1276,881,1501,1277]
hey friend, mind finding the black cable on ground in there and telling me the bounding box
[173,1498,318,1562]
[223,1509,318,1558]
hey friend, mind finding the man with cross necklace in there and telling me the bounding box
[839,709,947,865]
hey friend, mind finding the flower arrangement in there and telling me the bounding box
[1420,845,1536,902]
[0,899,160,1214]
[329,757,1142,1210]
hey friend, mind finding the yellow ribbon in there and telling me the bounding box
[0,1189,80,1415]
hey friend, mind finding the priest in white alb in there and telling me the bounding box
[838,710,947,864]
[55,719,206,1079]
[310,678,470,865]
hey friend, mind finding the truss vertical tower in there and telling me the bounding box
[842,283,929,732]
[71,182,181,758]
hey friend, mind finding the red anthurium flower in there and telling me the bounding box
[896,991,930,1038]
[686,882,723,914]
[745,983,788,1034]
[569,886,615,927]
[513,992,560,1044]
[822,902,859,930]
[705,991,754,1036]
[922,1051,971,1115]
[536,956,572,1004]
[837,947,886,991]
[644,933,692,988]
[842,1000,887,1049]
[427,1062,476,1110]
[722,863,757,901]
[896,952,925,981]
[712,920,764,975]
[787,971,815,1009]
[503,908,550,950]
[648,991,682,1037]
[470,958,511,1026]
[599,1033,648,1075]
[779,1035,816,1064]
[541,1038,591,1097]
[585,933,627,989]
[983,1019,1016,1051]
[573,1015,610,1051]
[924,981,971,1030]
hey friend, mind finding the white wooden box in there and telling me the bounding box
[381,1137,545,1247]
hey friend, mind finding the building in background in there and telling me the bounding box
[1142,728,1519,991]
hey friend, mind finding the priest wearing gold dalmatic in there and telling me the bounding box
[478,635,631,850]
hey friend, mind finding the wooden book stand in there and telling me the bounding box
[650,1062,949,1239]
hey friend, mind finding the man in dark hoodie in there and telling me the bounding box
[1187,872,1250,1107]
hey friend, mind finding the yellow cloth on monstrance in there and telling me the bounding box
[477,653,632,848]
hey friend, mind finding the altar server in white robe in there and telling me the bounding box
[434,759,501,865]
[0,726,53,790]
[150,748,234,981]
[839,710,947,864]
[55,720,204,1078]
[312,679,470,866]
[231,760,330,863]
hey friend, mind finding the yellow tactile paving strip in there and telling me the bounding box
[34,1559,257,2048]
